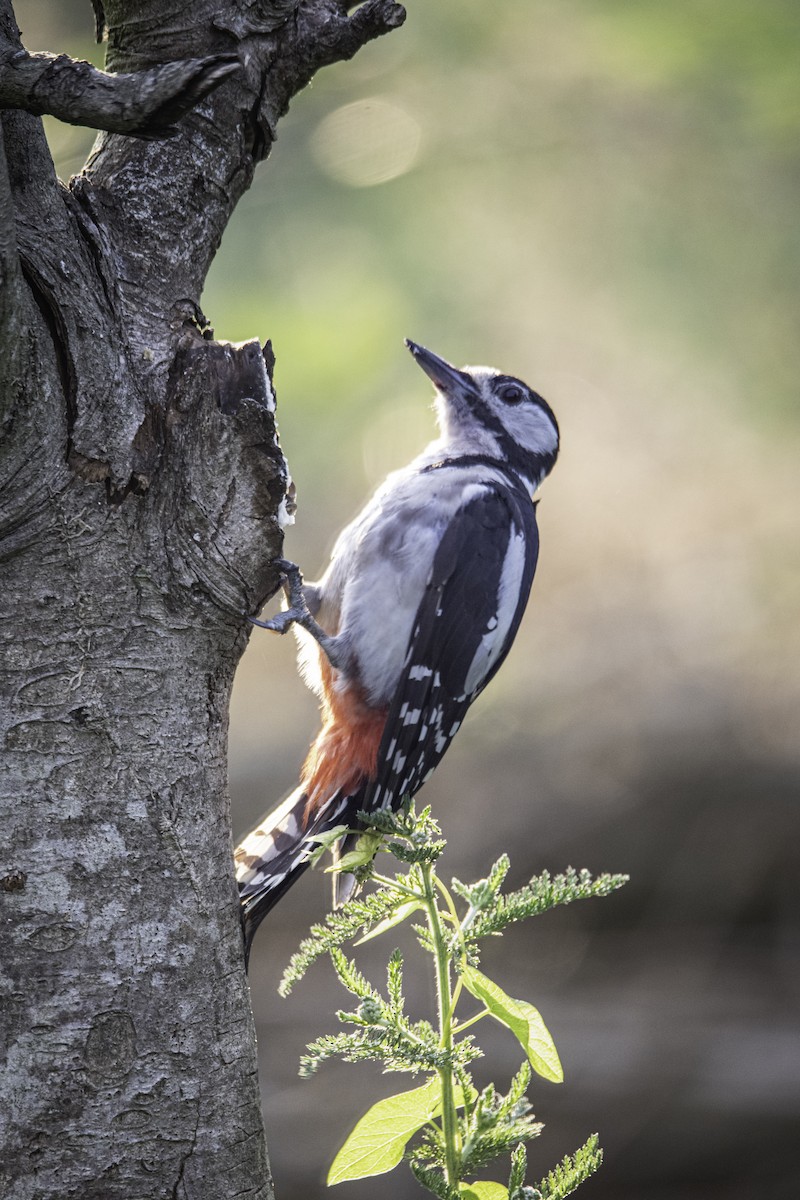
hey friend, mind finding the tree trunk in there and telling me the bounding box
[0,2,404,1196]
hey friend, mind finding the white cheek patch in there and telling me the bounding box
[497,403,559,456]
[463,529,527,695]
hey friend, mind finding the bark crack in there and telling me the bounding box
[171,1091,201,1200]
[17,253,78,446]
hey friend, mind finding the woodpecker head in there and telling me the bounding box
[405,339,559,492]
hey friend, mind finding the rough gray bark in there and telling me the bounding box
[0,1,404,1197]
[0,47,242,137]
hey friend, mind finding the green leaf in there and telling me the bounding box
[355,899,425,944]
[460,1183,509,1200]
[328,1076,441,1185]
[508,1142,527,1193]
[279,889,402,995]
[461,967,563,1084]
[328,830,384,873]
[536,1134,603,1198]
[307,825,349,867]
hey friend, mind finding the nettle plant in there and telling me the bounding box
[280,805,627,1200]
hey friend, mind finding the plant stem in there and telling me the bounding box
[421,860,461,1191]
[371,871,423,900]
[434,873,464,934]
[453,1007,490,1035]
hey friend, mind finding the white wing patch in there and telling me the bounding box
[463,528,527,696]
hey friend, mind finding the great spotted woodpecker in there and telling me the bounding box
[236,340,559,956]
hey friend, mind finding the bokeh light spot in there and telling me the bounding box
[310,97,421,188]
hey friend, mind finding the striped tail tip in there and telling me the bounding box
[235,786,356,965]
[236,786,313,962]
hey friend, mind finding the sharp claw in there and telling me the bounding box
[249,610,298,634]
[248,559,305,632]
[248,614,283,631]
[248,558,343,668]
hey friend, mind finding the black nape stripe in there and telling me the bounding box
[419,453,538,499]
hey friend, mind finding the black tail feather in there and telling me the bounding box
[241,856,312,968]
[235,785,361,967]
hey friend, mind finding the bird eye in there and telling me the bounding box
[497,383,524,404]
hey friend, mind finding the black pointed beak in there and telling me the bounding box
[405,339,477,400]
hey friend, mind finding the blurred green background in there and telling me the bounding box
[16,2,800,1197]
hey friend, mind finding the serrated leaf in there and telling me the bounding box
[327,830,384,873]
[307,825,349,867]
[535,1133,603,1198]
[460,1183,509,1200]
[328,1076,441,1185]
[355,900,425,944]
[461,967,563,1083]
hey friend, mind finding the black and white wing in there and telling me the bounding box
[362,481,540,814]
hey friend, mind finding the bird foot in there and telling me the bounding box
[249,609,296,634]
[249,559,344,669]
[249,558,309,634]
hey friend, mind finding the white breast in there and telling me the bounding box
[309,449,498,706]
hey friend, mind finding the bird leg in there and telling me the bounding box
[250,558,345,669]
